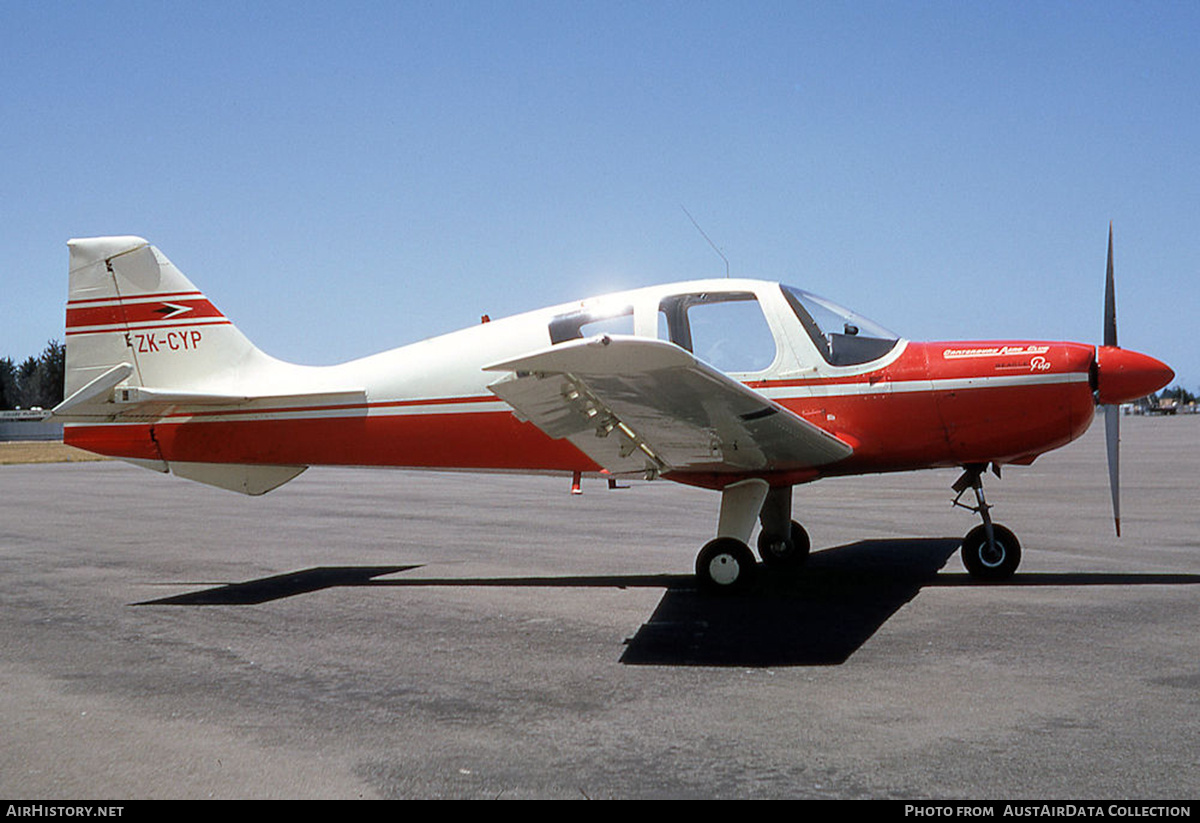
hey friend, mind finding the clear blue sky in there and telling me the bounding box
[4,1,1197,389]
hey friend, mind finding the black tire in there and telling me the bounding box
[961,523,1021,581]
[756,520,811,568]
[695,538,758,593]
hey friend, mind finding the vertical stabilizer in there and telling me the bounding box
[59,237,318,495]
[64,236,278,404]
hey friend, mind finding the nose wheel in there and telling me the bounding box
[960,523,1021,580]
[953,464,1021,581]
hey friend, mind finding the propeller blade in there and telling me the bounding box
[1102,223,1120,536]
[1104,404,1121,536]
[1104,223,1118,348]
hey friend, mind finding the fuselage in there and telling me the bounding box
[64,277,1116,485]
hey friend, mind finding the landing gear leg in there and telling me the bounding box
[953,464,1021,581]
[755,485,810,568]
[695,478,768,593]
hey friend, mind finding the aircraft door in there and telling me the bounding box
[657,291,780,375]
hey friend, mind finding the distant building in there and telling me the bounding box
[0,410,63,441]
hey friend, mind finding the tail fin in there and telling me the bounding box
[57,237,351,495]
[59,236,281,418]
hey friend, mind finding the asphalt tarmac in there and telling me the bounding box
[1,414,1197,799]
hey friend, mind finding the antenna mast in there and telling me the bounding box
[681,205,729,278]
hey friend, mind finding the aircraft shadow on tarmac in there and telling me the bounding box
[621,538,960,666]
[136,539,1200,667]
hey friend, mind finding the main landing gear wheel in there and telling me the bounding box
[960,523,1021,581]
[695,537,758,593]
[756,520,810,569]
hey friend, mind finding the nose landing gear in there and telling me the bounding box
[953,464,1021,581]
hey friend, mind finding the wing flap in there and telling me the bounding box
[486,336,853,476]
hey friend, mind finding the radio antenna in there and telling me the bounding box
[681,205,730,278]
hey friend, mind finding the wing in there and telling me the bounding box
[485,335,853,477]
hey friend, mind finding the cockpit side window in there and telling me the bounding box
[781,285,899,367]
[659,291,777,373]
[549,305,634,344]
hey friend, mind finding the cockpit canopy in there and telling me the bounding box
[780,285,899,367]
[544,280,901,374]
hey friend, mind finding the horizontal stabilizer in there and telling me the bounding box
[53,384,366,422]
[51,362,135,418]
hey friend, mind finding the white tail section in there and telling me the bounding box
[63,236,281,408]
[57,237,364,495]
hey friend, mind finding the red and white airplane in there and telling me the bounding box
[53,230,1173,591]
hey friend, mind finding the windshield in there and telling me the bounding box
[781,285,900,367]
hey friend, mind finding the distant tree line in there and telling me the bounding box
[1157,386,1196,405]
[1136,385,1196,409]
[0,341,65,410]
